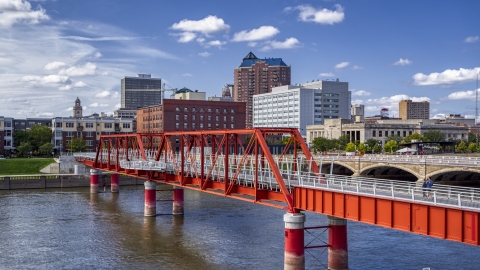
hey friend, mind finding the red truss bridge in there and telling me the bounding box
[75,128,479,270]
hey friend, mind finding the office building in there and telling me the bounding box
[0,117,13,156]
[121,74,162,109]
[253,80,351,137]
[234,52,291,128]
[399,100,430,120]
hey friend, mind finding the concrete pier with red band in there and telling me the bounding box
[284,212,305,270]
[144,181,157,217]
[90,169,99,193]
[172,187,184,215]
[110,173,119,193]
[328,216,348,270]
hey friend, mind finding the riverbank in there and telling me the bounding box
[0,158,55,175]
[0,174,144,190]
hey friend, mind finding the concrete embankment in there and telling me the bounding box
[0,174,145,190]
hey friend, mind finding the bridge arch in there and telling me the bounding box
[359,164,422,181]
[427,167,480,186]
[319,160,356,176]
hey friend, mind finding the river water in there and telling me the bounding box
[0,185,478,270]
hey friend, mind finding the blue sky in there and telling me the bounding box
[0,0,479,119]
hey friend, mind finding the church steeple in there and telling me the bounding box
[73,97,83,118]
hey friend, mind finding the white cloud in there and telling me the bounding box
[182,73,192,77]
[89,103,109,107]
[413,67,480,85]
[335,61,349,69]
[352,90,371,96]
[43,61,66,70]
[289,4,345,25]
[94,91,119,99]
[207,40,226,47]
[171,15,230,34]
[318,72,335,77]
[42,74,71,84]
[20,75,41,81]
[198,51,211,57]
[232,26,279,42]
[352,65,364,70]
[176,32,196,43]
[261,37,300,50]
[94,52,102,58]
[445,89,479,100]
[196,37,205,43]
[0,0,49,28]
[431,113,446,119]
[394,58,412,66]
[74,81,87,87]
[59,62,97,76]
[464,36,479,43]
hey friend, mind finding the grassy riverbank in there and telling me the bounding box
[0,158,55,175]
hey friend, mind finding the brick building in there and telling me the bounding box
[137,99,246,150]
[399,100,430,120]
[234,52,291,128]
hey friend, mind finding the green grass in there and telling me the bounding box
[0,158,55,175]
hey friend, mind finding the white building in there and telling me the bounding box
[253,80,351,136]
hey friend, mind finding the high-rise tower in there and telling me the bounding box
[234,52,291,128]
[73,97,83,118]
[121,74,162,109]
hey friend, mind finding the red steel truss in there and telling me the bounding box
[82,128,318,213]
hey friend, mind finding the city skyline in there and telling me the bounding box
[0,0,479,120]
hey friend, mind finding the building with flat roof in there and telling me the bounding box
[1,117,13,156]
[234,52,291,128]
[170,87,206,100]
[399,100,430,120]
[253,80,351,137]
[121,74,162,109]
[136,99,246,151]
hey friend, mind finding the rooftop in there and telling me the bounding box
[238,52,288,67]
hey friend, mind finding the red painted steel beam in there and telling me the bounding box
[293,186,480,246]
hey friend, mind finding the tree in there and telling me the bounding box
[14,130,29,148]
[401,133,423,144]
[385,134,403,145]
[365,138,379,153]
[336,134,350,151]
[345,142,356,152]
[282,136,294,145]
[29,125,52,153]
[456,140,467,153]
[468,142,477,153]
[16,142,33,157]
[373,143,383,154]
[312,137,330,152]
[39,143,54,156]
[423,130,445,142]
[384,140,398,153]
[67,138,87,152]
[358,142,366,154]
[468,132,477,145]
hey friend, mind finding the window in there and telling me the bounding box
[208,115,211,121]
[66,122,74,128]
[5,130,11,136]
[403,131,406,137]
[231,116,234,122]
[372,130,376,137]
[200,115,204,121]
[184,115,187,120]
[200,107,204,112]
[123,123,130,128]
[184,107,188,112]
[192,123,196,129]
[56,122,62,128]
[200,123,204,129]
[192,107,196,112]
[192,115,196,121]
[86,132,94,137]
[175,107,180,111]
[104,123,112,128]
[215,123,219,129]
[379,131,383,137]
[86,140,93,146]
[208,108,212,112]
[231,124,234,129]
[208,123,211,128]
[184,123,187,129]
[176,115,179,120]
[223,108,227,113]
[66,131,74,137]
[216,116,219,121]
[385,131,388,137]
[231,109,235,113]
[175,123,179,129]
[86,123,94,128]
[223,124,226,128]
[223,116,227,121]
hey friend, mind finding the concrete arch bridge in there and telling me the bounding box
[313,155,480,185]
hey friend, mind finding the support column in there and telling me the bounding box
[284,212,305,270]
[144,181,157,217]
[172,186,184,215]
[328,216,348,270]
[111,173,119,193]
[90,169,99,193]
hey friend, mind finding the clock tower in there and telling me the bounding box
[73,97,83,118]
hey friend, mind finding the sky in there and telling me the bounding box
[0,0,479,120]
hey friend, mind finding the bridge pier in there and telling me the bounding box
[111,173,119,193]
[328,216,348,270]
[284,212,305,270]
[144,181,157,217]
[172,187,184,215]
[90,169,99,193]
